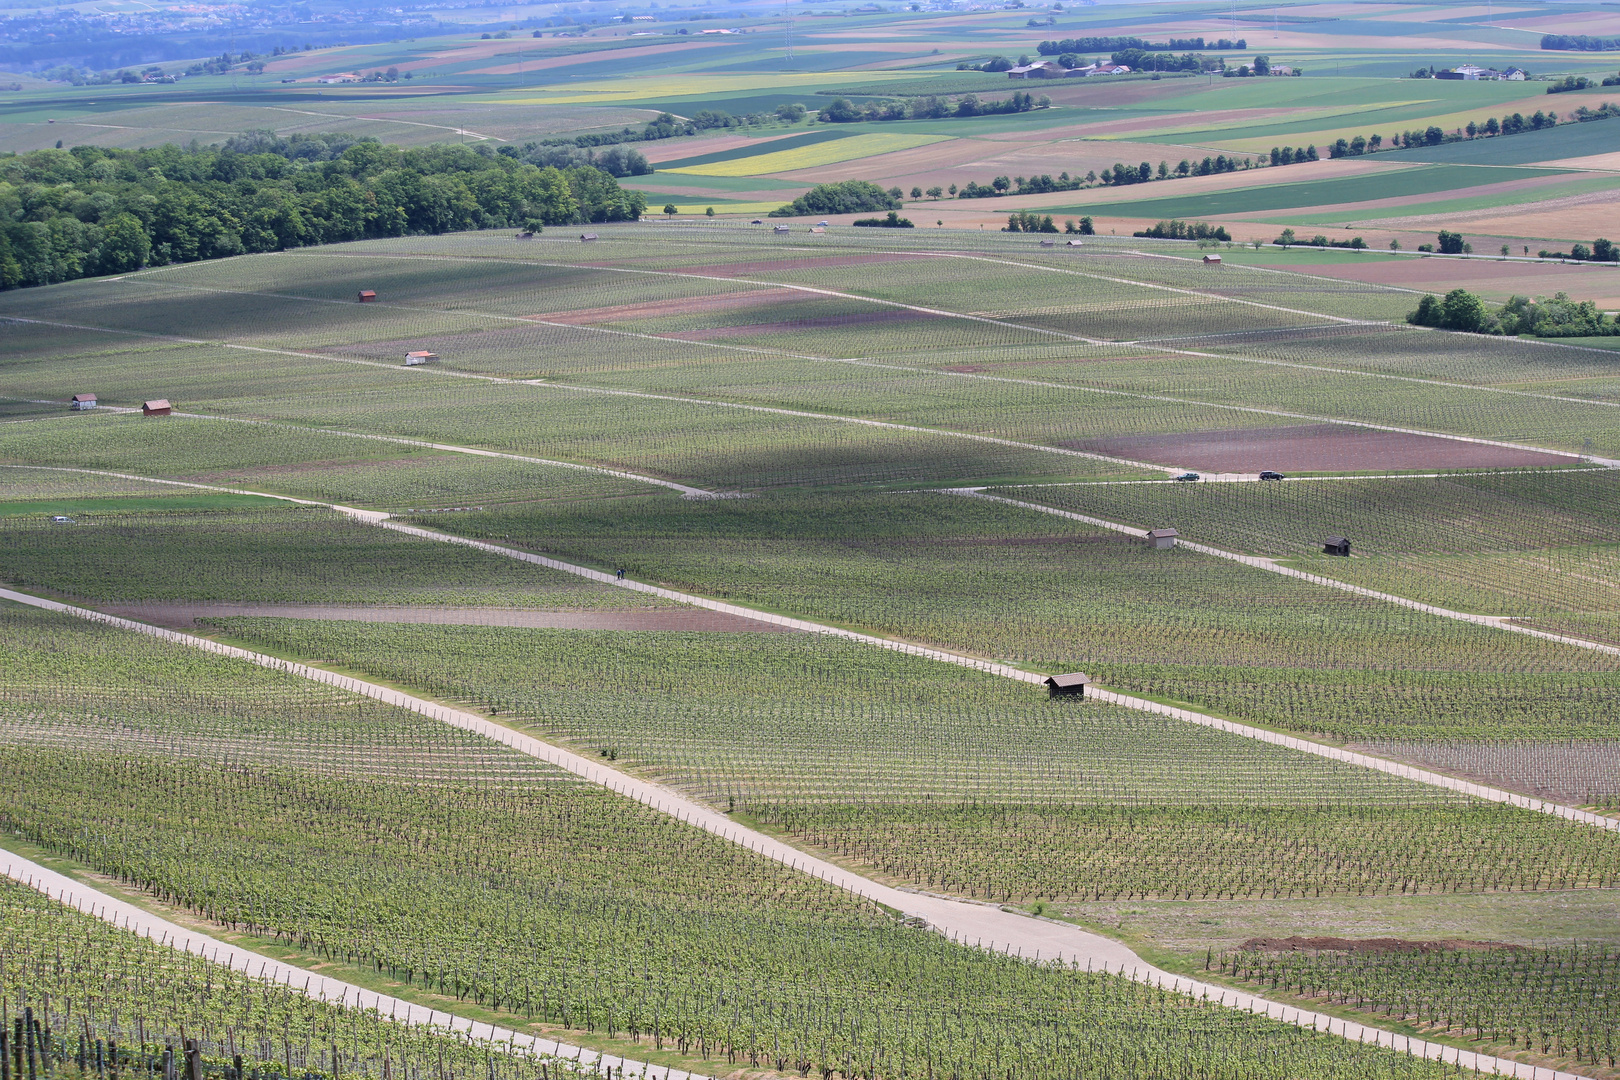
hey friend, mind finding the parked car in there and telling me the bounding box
[1172,472,1201,482]
[816,220,830,227]
[750,219,764,224]
[1258,470,1286,481]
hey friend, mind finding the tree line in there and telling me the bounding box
[1411,289,1620,337]
[817,91,1045,123]
[0,136,646,290]
[1541,34,1620,50]
[1324,105,1618,158]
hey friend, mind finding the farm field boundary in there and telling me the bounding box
[965,488,1620,664]
[0,854,707,1080]
[1,464,1613,832]
[0,591,1603,1080]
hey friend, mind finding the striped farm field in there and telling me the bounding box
[664,132,951,177]
[488,71,920,106]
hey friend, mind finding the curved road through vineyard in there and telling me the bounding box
[0,584,1603,1080]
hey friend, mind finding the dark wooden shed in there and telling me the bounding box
[141,399,172,417]
[1146,527,1179,550]
[1323,535,1350,556]
[1044,672,1092,699]
[580,233,598,242]
[358,290,377,302]
[69,393,97,411]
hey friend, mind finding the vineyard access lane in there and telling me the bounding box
[3,463,1611,831]
[0,853,709,1080]
[0,585,1598,1080]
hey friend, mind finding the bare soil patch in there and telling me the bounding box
[1241,935,1518,954]
[1067,424,1570,472]
[106,602,797,633]
[531,288,800,323]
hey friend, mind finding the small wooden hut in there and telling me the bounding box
[1147,527,1179,550]
[1044,672,1092,699]
[69,393,97,411]
[358,290,377,302]
[141,399,172,417]
[1322,535,1351,556]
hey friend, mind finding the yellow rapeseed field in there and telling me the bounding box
[665,133,950,176]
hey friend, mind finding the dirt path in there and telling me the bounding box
[100,602,798,633]
[7,464,1613,833]
[0,853,707,1080]
[0,585,1597,1080]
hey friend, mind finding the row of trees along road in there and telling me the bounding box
[0,134,646,289]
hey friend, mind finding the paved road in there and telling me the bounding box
[0,585,1599,1080]
[0,854,708,1080]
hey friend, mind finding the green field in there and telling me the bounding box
[0,504,670,607]
[7,12,1620,1075]
[1052,165,1565,220]
[0,606,1469,1080]
[419,489,1620,741]
[1379,116,1620,165]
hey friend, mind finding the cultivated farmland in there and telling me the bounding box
[5,216,1620,1080]
[0,607,1473,1080]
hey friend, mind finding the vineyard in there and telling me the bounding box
[0,878,584,1080]
[990,472,1620,619]
[1214,940,1620,1075]
[748,801,1620,902]
[0,505,668,609]
[425,490,1620,740]
[0,608,1470,1080]
[4,229,1620,479]
[195,618,1620,902]
[5,223,1620,1080]
[201,618,1462,809]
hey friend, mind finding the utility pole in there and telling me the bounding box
[785,1,794,63]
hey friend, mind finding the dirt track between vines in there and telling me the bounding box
[0,585,1599,1080]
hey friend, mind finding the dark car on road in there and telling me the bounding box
[1172,472,1200,482]
[1259,470,1286,481]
